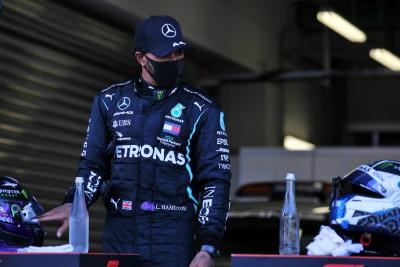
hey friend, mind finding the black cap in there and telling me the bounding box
[134,15,188,57]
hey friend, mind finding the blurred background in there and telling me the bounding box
[1,0,400,265]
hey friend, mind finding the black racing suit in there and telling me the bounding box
[64,79,231,266]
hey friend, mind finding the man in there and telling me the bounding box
[40,15,231,267]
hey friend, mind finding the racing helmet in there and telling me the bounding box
[0,176,45,250]
[330,160,400,255]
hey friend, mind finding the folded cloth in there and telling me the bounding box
[17,244,74,253]
[306,225,363,256]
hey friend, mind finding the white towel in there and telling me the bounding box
[17,244,74,253]
[306,225,363,256]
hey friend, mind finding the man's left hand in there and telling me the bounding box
[189,251,214,267]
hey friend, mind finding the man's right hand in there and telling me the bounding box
[39,203,72,238]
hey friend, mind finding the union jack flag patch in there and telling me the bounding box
[122,200,132,210]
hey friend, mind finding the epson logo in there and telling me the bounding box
[115,144,185,165]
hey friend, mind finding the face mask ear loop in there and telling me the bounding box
[143,55,158,82]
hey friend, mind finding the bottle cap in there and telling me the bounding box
[75,177,84,183]
[285,173,295,181]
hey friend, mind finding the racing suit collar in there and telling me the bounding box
[134,76,178,101]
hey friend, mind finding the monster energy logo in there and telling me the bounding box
[377,161,393,169]
[155,90,165,100]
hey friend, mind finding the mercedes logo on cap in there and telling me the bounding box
[161,23,176,38]
[117,97,131,111]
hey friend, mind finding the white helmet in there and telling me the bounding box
[330,160,400,255]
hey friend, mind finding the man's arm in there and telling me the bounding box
[193,107,231,252]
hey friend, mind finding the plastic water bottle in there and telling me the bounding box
[69,177,89,253]
[279,173,300,255]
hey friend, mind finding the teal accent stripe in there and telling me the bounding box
[185,109,207,208]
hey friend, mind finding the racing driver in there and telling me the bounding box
[39,15,231,267]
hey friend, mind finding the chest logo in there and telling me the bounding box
[163,121,181,136]
[112,120,131,128]
[117,97,131,111]
[171,103,185,118]
[105,93,115,101]
[194,101,205,111]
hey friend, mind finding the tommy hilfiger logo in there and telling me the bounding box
[163,121,181,136]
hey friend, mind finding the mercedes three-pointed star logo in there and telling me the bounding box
[161,23,177,38]
[117,97,131,111]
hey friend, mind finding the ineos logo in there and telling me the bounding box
[117,97,130,111]
[161,23,176,38]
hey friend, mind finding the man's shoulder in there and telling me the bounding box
[95,80,133,111]
[179,84,216,109]
[98,80,133,96]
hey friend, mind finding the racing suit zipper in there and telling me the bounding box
[135,96,154,258]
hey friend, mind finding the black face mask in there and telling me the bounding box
[145,56,184,88]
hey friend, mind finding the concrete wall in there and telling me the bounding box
[283,81,332,145]
[221,82,283,150]
[347,77,400,123]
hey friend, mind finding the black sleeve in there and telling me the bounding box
[193,107,231,249]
